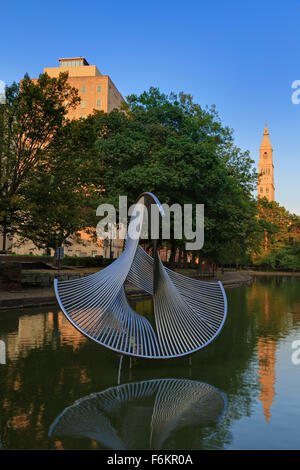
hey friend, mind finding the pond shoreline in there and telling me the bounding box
[242,270,300,276]
[5,268,299,311]
[0,271,254,310]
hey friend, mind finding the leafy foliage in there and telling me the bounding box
[0,72,80,249]
[18,116,102,251]
[253,198,300,270]
[93,87,259,264]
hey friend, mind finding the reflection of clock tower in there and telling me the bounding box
[257,125,275,201]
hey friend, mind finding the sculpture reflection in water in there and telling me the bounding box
[54,193,227,359]
[49,378,226,449]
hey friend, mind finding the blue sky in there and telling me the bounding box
[1,0,300,214]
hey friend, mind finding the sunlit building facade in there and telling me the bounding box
[44,57,124,118]
[257,125,275,202]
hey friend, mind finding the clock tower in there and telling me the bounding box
[257,125,275,201]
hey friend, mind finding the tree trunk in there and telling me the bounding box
[2,225,7,252]
[182,248,188,268]
[169,240,177,266]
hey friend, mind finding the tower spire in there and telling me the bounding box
[261,123,272,149]
[257,124,275,201]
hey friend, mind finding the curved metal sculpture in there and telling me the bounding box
[49,378,226,449]
[54,193,227,359]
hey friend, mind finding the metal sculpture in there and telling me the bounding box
[54,193,227,359]
[49,378,226,449]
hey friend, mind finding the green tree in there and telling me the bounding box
[0,72,80,250]
[92,87,259,265]
[17,115,102,253]
[254,198,300,270]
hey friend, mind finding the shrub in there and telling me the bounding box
[61,256,112,268]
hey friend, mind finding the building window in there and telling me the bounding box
[60,59,84,67]
[81,85,86,94]
[96,99,101,108]
[97,85,102,93]
[81,100,86,108]
[266,187,269,193]
[260,187,263,193]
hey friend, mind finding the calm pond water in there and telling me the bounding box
[0,275,300,450]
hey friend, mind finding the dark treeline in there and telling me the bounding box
[0,73,299,268]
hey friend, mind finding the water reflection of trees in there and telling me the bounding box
[0,276,299,449]
[247,276,300,339]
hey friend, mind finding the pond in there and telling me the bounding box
[0,275,300,450]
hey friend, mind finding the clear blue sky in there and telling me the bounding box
[1,0,300,214]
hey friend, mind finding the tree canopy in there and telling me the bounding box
[253,198,300,270]
[92,87,260,264]
[17,116,102,251]
[0,72,80,250]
